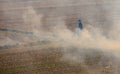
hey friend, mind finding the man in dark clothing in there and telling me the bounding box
[78,20,83,30]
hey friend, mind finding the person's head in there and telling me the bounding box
[78,19,81,22]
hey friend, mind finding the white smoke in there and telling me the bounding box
[22,6,120,62]
[1,0,120,73]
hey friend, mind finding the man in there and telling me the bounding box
[78,20,83,30]
[74,19,83,36]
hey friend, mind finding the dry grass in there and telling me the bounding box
[0,45,119,74]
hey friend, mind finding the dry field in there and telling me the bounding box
[0,0,120,74]
[1,44,120,74]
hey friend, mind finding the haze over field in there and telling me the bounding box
[0,0,120,74]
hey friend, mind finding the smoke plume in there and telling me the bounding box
[1,0,120,73]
